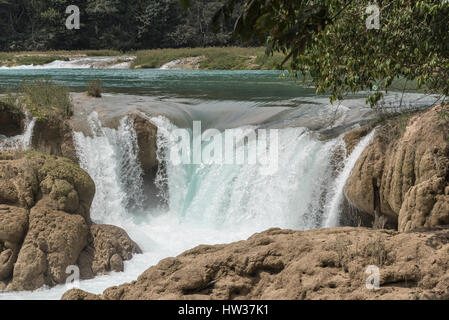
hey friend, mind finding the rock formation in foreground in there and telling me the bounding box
[344,104,449,231]
[63,227,449,300]
[0,151,141,291]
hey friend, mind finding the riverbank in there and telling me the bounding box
[0,47,285,70]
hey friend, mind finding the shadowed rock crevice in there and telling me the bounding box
[0,102,25,137]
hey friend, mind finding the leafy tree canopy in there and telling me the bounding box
[201,0,449,106]
[0,0,240,52]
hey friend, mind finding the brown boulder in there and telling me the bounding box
[343,126,372,156]
[62,227,449,300]
[32,152,95,222]
[129,113,158,175]
[345,105,449,231]
[0,151,140,291]
[7,201,88,291]
[0,159,38,208]
[77,224,142,279]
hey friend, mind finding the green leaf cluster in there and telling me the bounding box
[211,0,449,106]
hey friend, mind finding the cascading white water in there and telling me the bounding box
[73,111,361,235]
[73,112,375,248]
[0,117,36,150]
[324,129,376,227]
[149,115,347,231]
[71,112,364,268]
[73,112,145,224]
[0,112,373,300]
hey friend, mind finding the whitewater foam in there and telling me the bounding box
[73,113,145,223]
[323,129,376,227]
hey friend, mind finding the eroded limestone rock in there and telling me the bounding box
[345,105,449,231]
[63,227,449,300]
[0,151,140,291]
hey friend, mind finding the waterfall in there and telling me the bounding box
[149,115,349,231]
[0,111,374,300]
[0,117,36,150]
[73,112,373,233]
[323,129,376,227]
[73,112,145,224]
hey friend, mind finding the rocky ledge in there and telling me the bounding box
[0,151,141,291]
[344,104,449,231]
[63,226,449,300]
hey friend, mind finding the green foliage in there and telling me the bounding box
[16,55,69,66]
[0,0,241,51]
[0,47,284,70]
[207,0,449,106]
[87,79,103,98]
[84,50,121,57]
[18,79,73,119]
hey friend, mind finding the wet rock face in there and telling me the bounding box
[345,105,449,232]
[31,117,78,163]
[0,102,24,137]
[128,113,161,207]
[129,113,158,176]
[63,227,449,300]
[0,151,141,291]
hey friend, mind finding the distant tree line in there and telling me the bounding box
[0,0,242,51]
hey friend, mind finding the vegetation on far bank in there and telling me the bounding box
[0,47,286,70]
[0,50,120,67]
[0,53,69,67]
[0,79,73,120]
[87,79,103,98]
[0,1,240,52]
[132,47,285,69]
